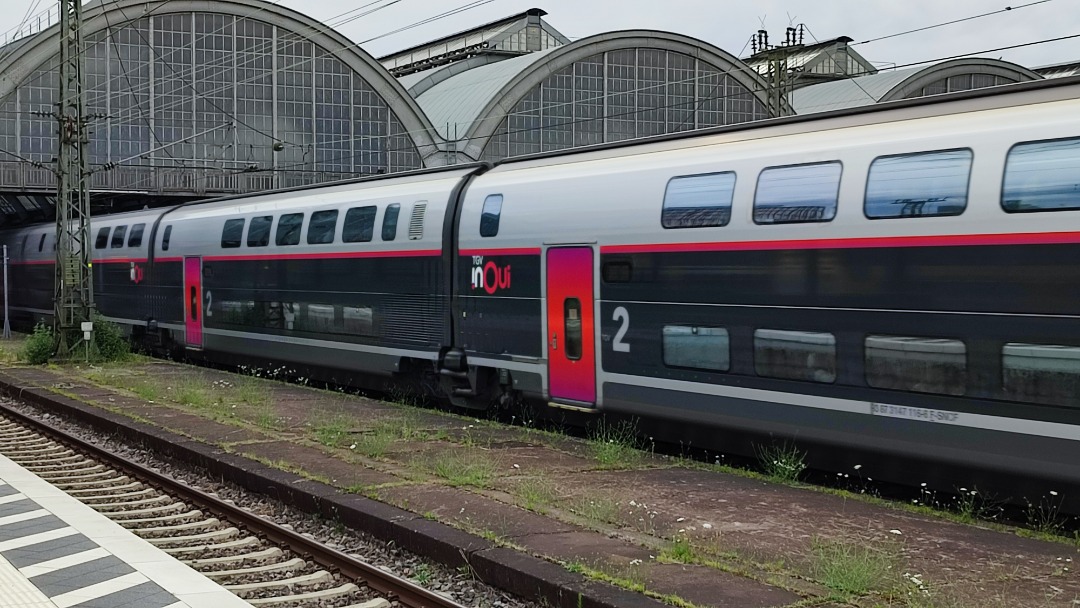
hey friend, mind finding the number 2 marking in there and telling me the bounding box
[205,290,213,318]
[613,306,630,353]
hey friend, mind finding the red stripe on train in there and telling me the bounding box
[202,249,441,262]
[459,247,542,256]
[600,231,1080,254]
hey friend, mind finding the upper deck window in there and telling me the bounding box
[1003,137,1080,212]
[162,226,173,251]
[128,223,146,247]
[276,213,303,246]
[754,162,841,224]
[662,173,735,228]
[865,149,971,218]
[221,219,244,249]
[247,216,272,247]
[111,225,128,248]
[343,206,376,243]
[480,194,503,237]
[307,210,339,245]
[382,203,400,241]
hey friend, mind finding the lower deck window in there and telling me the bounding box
[755,329,836,383]
[663,326,729,371]
[1003,343,1080,407]
[865,336,966,395]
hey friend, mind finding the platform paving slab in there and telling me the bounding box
[2,362,1080,607]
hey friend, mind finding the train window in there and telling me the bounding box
[276,213,303,246]
[602,261,632,283]
[753,162,841,224]
[564,298,582,360]
[754,329,836,383]
[480,194,503,237]
[662,172,735,229]
[128,223,145,247]
[1002,343,1080,407]
[663,326,729,371]
[382,203,400,241]
[865,149,972,219]
[95,228,110,249]
[343,206,377,243]
[20,234,28,254]
[162,225,173,251]
[247,216,272,247]
[221,219,245,249]
[110,225,127,248]
[865,335,966,396]
[1002,137,1080,212]
[343,306,374,335]
[307,210,338,245]
[37,234,46,252]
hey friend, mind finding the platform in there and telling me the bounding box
[0,453,249,608]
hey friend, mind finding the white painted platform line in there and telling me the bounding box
[0,493,27,505]
[0,528,80,552]
[50,571,150,608]
[0,553,57,608]
[0,509,50,527]
[18,548,111,578]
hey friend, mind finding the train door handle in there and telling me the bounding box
[551,333,557,351]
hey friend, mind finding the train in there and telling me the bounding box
[4,75,1080,508]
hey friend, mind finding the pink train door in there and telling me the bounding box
[184,256,203,349]
[546,247,596,407]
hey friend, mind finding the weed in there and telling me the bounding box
[352,431,394,458]
[251,403,282,431]
[1025,492,1066,535]
[313,413,353,447]
[21,323,54,364]
[570,493,622,524]
[91,314,130,362]
[810,537,899,600]
[131,382,160,402]
[413,563,433,585]
[588,419,644,469]
[755,441,807,483]
[660,534,696,563]
[172,376,213,408]
[515,476,558,512]
[422,449,501,488]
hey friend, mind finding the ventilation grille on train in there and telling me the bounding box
[408,202,426,240]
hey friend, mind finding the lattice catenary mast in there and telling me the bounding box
[53,0,94,355]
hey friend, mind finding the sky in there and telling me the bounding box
[1,0,1078,71]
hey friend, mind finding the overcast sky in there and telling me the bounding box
[2,0,1078,70]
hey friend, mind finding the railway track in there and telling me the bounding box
[0,402,467,608]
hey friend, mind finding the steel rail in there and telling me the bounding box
[0,401,466,608]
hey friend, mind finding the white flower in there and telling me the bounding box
[1050,490,1059,496]
[703,523,712,529]
[629,559,642,566]
[676,517,685,522]
[629,500,637,506]
[889,529,903,535]
[853,464,862,470]
[512,464,520,469]
[349,443,356,449]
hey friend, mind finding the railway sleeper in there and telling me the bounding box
[135,517,221,534]
[108,501,189,518]
[20,455,88,467]
[77,487,158,503]
[160,535,260,555]
[143,526,240,546]
[66,480,144,495]
[201,557,307,579]
[118,509,204,525]
[224,569,333,592]
[90,493,176,510]
[184,547,284,567]
[245,582,360,606]
[54,474,132,489]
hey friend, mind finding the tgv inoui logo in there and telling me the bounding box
[470,256,511,294]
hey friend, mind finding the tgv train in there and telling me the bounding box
[5,75,1080,505]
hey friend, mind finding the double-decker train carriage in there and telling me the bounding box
[4,75,1080,507]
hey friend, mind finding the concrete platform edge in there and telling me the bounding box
[0,371,669,608]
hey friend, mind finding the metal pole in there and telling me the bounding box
[3,245,10,339]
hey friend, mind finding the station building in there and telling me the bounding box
[0,1,1071,222]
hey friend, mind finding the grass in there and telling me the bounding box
[588,419,645,469]
[420,449,501,488]
[660,535,697,563]
[412,563,433,586]
[570,492,622,525]
[312,413,353,447]
[514,476,559,513]
[810,537,900,601]
[755,441,807,483]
